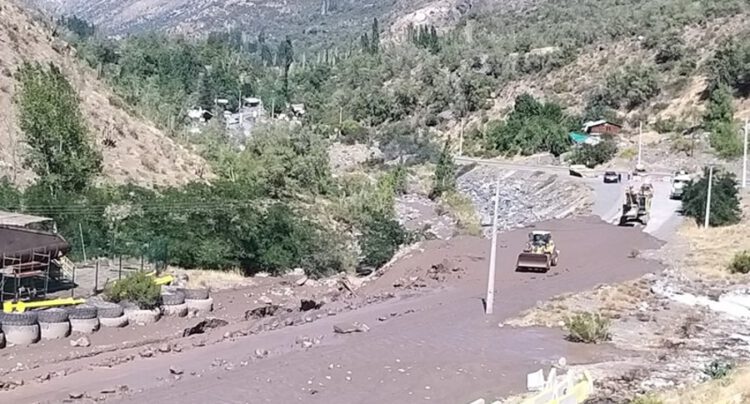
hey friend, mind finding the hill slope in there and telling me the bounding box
[26,0,480,43]
[0,1,208,187]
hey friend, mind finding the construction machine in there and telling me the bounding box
[619,179,653,226]
[516,231,559,272]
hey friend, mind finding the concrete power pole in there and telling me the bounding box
[743,119,748,188]
[705,165,714,228]
[637,121,643,169]
[485,174,501,315]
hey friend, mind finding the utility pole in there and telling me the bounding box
[705,165,714,228]
[459,118,465,156]
[743,119,748,188]
[637,121,643,169]
[485,173,501,315]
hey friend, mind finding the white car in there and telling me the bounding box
[670,174,691,200]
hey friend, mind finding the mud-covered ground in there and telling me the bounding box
[0,217,664,403]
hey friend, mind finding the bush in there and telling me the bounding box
[430,140,456,200]
[485,93,575,157]
[653,117,678,134]
[359,211,407,269]
[709,37,750,96]
[703,360,733,380]
[565,312,610,343]
[728,251,750,274]
[631,394,664,404]
[681,167,741,227]
[567,140,618,168]
[105,271,161,309]
[604,64,661,109]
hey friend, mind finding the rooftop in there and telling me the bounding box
[0,211,54,228]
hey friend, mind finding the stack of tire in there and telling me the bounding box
[123,302,161,325]
[95,302,128,328]
[0,312,39,345]
[68,305,99,334]
[181,288,213,314]
[161,288,188,317]
[38,308,70,340]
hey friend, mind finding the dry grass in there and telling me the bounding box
[660,366,750,404]
[178,268,252,290]
[505,280,648,328]
[677,197,750,279]
[440,191,482,236]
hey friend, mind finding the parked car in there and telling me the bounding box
[603,171,620,183]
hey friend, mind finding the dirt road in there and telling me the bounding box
[2,217,664,404]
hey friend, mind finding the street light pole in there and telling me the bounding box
[705,165,714,228]
[743,119,748,188]
[485,173,501,315]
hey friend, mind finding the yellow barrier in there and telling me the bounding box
[3,297,86,313]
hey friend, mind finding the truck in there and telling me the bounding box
[669,171,691,200]
[619,179,653,226]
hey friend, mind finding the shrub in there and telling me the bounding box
[105,271,161,309]
[728,251,750,274]
[604,64,661,109]
[567,140,618,168]
[631,394,664,404]
[653,117,678,134]
[703,360,733,380]
[359,211,407,269]
[565,312,610,343]
[430,140,456,200]
[681,167,741,227]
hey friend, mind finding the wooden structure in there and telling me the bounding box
[583,120,622,137]
[1,249,52,302]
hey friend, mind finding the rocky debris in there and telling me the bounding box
[295,276,309,286]
[245,305,281,320]
[0,379,23,391]
[300,299,323,312]
[139,348,155,358]
[333,322,370,334]
[254,349,269,359]
[70,336,91,348]
[158,343,171,353]
[169,366,184,376]
[457,167,591,237]
[182,318,229,337]
[295,335,323,349]
[68,391,85,399]
[258,295,273,305]
[395,194,457,240]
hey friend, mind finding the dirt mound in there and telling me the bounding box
[0,1,209,187]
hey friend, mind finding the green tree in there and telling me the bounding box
[430,140,456,200]
[568,140,618,168]
[704,84,741,159]
[359,210,407,268]
[277,36,294,98]
[16,62,102,195]
[485,93,574,156]
[709,37,750,96]
[604,64,660,109]
[370,18,380,54]
[682,167,741,227]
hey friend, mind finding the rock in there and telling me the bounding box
[68,391,85,399]
[70,336,91,348]
[139,348,154,358]
[254,349,268,359]
[182,318,229,337]
[300,299,323,312]
[173,345,182,353]
[158,343,171,353]
[259,296,273,305]
[245,305,280,320]
[169,366,184,375]
[296,276,309,286]
[333,322,370,334]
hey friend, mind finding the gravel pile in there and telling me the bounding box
[457,167,592,236]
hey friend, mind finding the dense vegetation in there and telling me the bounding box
[9,0,750,278]
[681,167,741,227]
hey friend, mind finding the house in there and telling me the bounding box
[582,120,622,136]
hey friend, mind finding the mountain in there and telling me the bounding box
[25,0,481,44]
[0,1,209,187]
